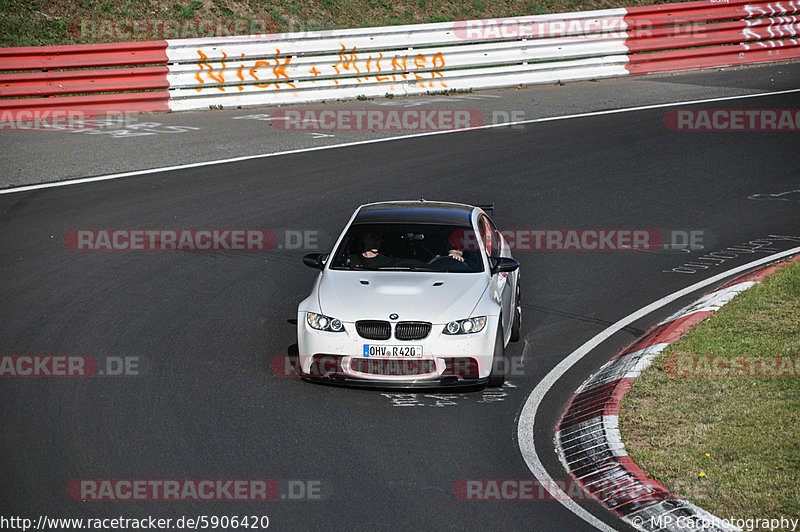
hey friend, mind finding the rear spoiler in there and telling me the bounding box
[475,203,494,214]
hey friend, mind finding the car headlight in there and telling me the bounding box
[443,316,486,335]
[307,312,345,332]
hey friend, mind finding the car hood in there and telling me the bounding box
[317,270,489,323]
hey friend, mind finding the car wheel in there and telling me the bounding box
[487,326,505,387]
[510,282,521,342]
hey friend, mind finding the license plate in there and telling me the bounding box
[362,345,422,358]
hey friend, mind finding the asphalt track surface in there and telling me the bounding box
[2,62,800,189]
[1,64,799,530]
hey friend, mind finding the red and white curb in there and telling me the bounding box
[555,255,799,532]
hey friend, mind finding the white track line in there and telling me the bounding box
[2,87,799,195]
[516,246,800,531]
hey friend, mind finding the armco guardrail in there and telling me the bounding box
[1,0,799,116]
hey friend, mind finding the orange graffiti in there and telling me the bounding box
[332,44,344,83]
[339,44,359,72]
[413,53,426,82]
[194,43,447,92]
[191,44,447,93]
[237,53,245,91]
[249,60,274,88]
[333,43,363,83]
[194,49,226,92]
[312,45,447,87]
[391,55,408,80]
[432,52,447,87]
[236,65,245,91]
[272,52,296,88]
[248,50,295,89]
[350,52,360,76]
[194,50,208,91]
[374,52,389,82]
[204,51,225,88]
[216,50,227,91]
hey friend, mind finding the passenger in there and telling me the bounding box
[448,229,481,269]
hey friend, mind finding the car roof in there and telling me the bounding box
[354,201,477,225]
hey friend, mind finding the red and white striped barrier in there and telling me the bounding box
[0,41,171,115]
[555,255,799,531]
[1,0,799,117]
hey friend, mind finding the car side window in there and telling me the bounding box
[478,214,493,258]
[486,217,504,257]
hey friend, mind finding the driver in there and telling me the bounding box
[447,229,472,261]
[448,248,464,262]
[447,229,482,268]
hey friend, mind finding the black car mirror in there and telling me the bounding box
[303,253,328,269]
[490,256,520,274]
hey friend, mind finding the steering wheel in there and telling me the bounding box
[428,255,470,271]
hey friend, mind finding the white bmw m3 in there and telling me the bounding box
[297,200,521,388]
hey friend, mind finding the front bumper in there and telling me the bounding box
[296,312,499,384]
[301,374,488,390]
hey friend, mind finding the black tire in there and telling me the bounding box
[487,326,505,387]
[510,282,521,342]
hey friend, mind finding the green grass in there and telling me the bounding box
[173,0,202,18]
[619,259,800,519]
[0,0,691,47]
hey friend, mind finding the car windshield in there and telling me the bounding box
[330,223,484,273]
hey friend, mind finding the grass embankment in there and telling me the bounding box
[619,259,800,519]
[1,0,680,47]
